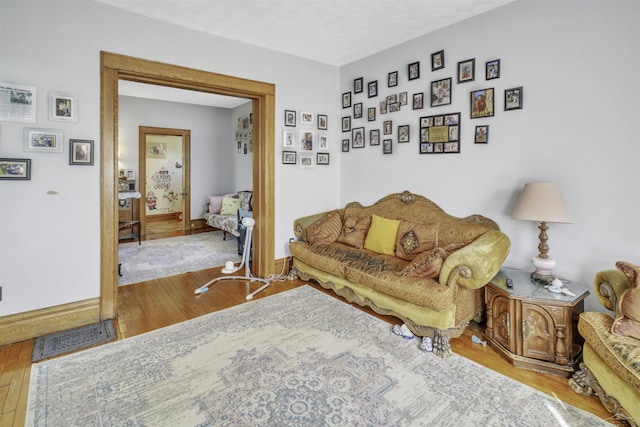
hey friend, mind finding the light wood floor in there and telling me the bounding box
[0,259,622,426]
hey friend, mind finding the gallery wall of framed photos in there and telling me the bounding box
[281,108,330,168]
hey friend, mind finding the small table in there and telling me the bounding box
[484,268,589,377]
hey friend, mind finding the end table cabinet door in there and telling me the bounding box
[492,294,515,351]
[521,302,555,362]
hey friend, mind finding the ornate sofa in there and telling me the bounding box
[569,262,640,426]
[204,190,252,240]
[290,191,511,357]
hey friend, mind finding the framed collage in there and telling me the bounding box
[419,112,461,154]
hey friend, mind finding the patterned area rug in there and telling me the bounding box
[118,232,241,286]
[26,286,609,426]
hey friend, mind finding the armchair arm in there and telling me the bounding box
[594,269,631,315]
[293,210,343,241]
[440,230,511,289]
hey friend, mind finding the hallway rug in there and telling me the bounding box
[117,231,241,286]
[26,286,609,426]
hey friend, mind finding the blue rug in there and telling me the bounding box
[26,286,609,426]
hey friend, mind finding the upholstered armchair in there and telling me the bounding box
[569,263,640,426]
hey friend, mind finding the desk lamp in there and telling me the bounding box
[511,182,573,284]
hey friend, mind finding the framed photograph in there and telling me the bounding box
[318,134,328,150]
[419,112,461,154]
[431,78,452,107]
[470,88,495,118]
[342,92,352,108]
[352,127,365,148]
[413,93,424,110]
[0,82,36,123]
[0,158,31,180]
[379,100,387,115]
[368,80,378,98]
[388,71,398,88]
[342,139,350,152]
[299,154,313,168]
[475,125,489,144]
[48,92,77,122]
[282,151,297,164]
[505,86,523,110]
[398,125,410,143]
[300,130,314,151]
[284,109,296,127]
[383,120,392,135]
[354,77,363,94]
[316,153,330,165]
[300,112,313,125]
[399,92,408,106]
[69,139,94,165]
[431,50,445,71]
[408,62,420,80]
[317,114,327,130]
[342,116,351,132]
[367,107,376,122]
[457,58,475,83]
[283,130,295,147]
[23,128,63,152]
[383,139,392,154]
[388,103,400,113]
[486,59,500,80]
[369,129,380,146]
[146,141,167,159]
[353,102,363,119]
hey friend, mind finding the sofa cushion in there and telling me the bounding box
[336,215,371,249]
[395,220,439,261]
[397,247,446,278]
[208,196,223,214]
[364,214,401,255]
[306,210,342,246]
[612,261,640,340]
[220,196,242,215]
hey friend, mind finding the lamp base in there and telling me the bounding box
[530,256,556,285]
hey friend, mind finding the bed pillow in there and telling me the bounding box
[364,214,401,255]
[395,220,439,261]
[220,196,242,215]
[306,210,342,246]
[208,196,223,214]
[336,215,371,249]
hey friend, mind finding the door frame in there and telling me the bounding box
[101,51,275,319]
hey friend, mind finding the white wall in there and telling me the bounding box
[340,0,640,311]
[0,0,340,316]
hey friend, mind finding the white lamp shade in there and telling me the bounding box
[511,182,573,223]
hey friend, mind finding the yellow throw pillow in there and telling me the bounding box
[306,211,343,246]
[364,214,401,255]
[220,196,242,215]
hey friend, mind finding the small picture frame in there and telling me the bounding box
[398,125,410,143]
[342,139,350,152]
[284,109,296,127]
[470,88,495,119]
[48,92,77,122]
[69,139,94,165]
[24,128,63,152]
[413,93,424,110]
[353,102,363,119]
[300,130,314,151]
[408,62,420,80]
[388,71,398,88]
[505,87,523,110]
[475,125,489,143]
[318,134,328,150]
[383,120,392,135]
[352,127,365,148]
[431,78,452,107]
[399,92,408,106]
[283,130,295,147]
[486,59,500,80]
[125,169,135,180]
[383,139,392,154]
[369,129,380,146]
[299,154,313,168]
[457,58,475,83]
[0,158,31,180]
[379,100,387,115]
[282,151,297,165]
[317,114,327,130]
[342,92,352,108]
[431,50,445,71]
[367,107,376,122]
[354,77,363,94]
[316,153,330,165]
[368,80,378,98]
[300,112,313,125]
[342,116,351,132]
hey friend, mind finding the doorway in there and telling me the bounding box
[100,51,276,319]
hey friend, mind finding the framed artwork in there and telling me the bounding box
[282,151,297,164]
[379,100,387,115]
[342,92,352,108]
[284,109,296,127]
[69,139,94,165]
[352,127,365,148]
[368,80,378,98]
[386,94,397,105]
[419,112,461,154]
[146,141,167,159]
[283,130,295,147]
[300,112,313,125]
[431,50,445,71]
[354,77,363,94]
[408,62,420,80]
[316,153,330,165]
[342,116,351,132]
[318,134,328,150]
[398,125,410,143]
[48,92,77,122]
[317,114,328,130]
[413,93,424,110]
[0,82,36,123]
[367,107,376,122]
[470,88,495,118]
[431,78,451,107]
[342,139,350,152]
[125,169,135,180]
[369,129,380,146]
[505,87,523,110]
[299,154,313,168]
[353,102,363,119]
[300,130,314,151]
[399,92,408,106]
[388,71,398,87]
[0,158,31,180]
[388,103,400,113]
[457,58,475,83]
[383,120,392,135]
[486,59,500,80]
[383,139,392,154]
[23,128,63,152]
[475,125,489,143]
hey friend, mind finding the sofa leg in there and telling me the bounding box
[432,330,452,359]
[568,363,595,396]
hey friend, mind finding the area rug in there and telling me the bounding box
[31,320,116,362]
[26,286,609,426]
[118,231,241,286]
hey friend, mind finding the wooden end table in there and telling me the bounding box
[484,268,589,377]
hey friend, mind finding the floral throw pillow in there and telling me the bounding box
[611,261,640,340]
[397,247,447,278]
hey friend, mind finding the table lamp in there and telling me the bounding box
[511,182,573,284]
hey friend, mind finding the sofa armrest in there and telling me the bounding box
[293,210,342,241]
[440,230,511,289]
[594,269,631,315]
